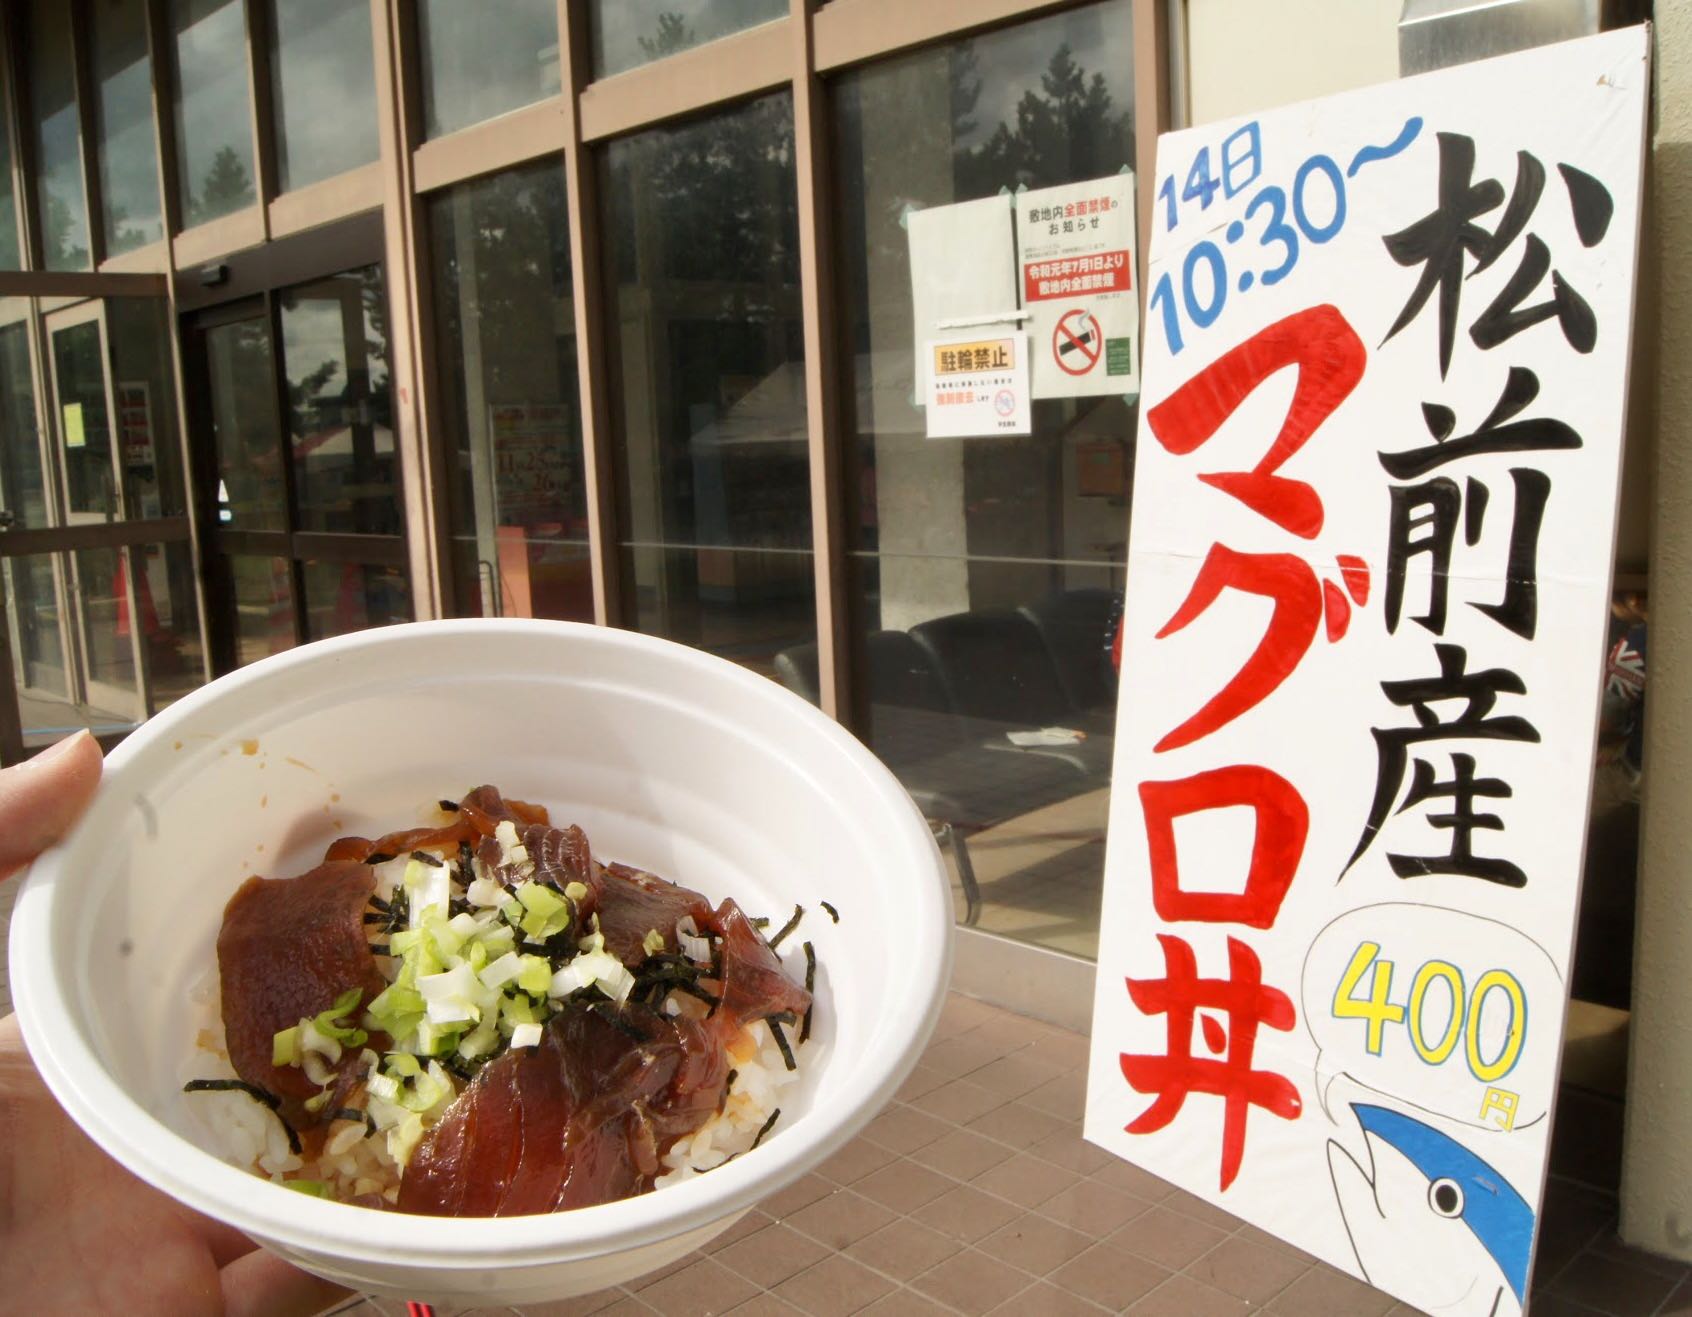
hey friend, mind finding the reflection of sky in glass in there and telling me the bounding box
[280,297,343,405]
[417,0,559,139]
[93,0,164,254]
[590,0,786,78]
[172,0,256,225]
[30,0,89,270]
[271,0,378,191]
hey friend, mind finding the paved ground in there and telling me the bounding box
[312,993,1691,1317]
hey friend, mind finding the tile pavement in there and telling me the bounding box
[314,993,1691,1317]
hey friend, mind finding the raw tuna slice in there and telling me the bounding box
[216,860,386,1115]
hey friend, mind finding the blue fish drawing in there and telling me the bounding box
[1327,1103,1534,1317]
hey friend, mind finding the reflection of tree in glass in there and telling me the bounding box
[286,356,340,440]
[213,318,281,527]
[960,43,1132,193]
[43,191,88,270]
[105,200,152,257]
[435,171,571,403]
[611,91,797,304]
[188,145,255,225]
[637,12,692,61]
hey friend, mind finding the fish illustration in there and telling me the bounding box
[1327,1103,1533,1317]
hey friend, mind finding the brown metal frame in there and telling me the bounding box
[557,0,619,627]
[790,0,849,719]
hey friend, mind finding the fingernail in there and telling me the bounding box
[27,729,93,767]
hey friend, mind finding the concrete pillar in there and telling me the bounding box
[1621,6,1692,1262]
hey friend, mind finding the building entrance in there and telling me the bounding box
[181,226,410,675]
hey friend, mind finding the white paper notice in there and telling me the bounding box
[907,194,1018,400]
[925,334,1031,439]
[1083,29,1649,1317]
[1020,173,1139,399]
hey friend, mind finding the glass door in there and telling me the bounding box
[42,302,145,723]
[0,287,207,762]
[0,315,70,704]
[190,263,409,674]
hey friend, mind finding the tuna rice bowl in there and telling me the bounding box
[183,784,820,1216]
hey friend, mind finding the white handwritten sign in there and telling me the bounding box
[1084,30,1649,1317]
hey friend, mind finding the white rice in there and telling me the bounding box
[655,1017,803,1186]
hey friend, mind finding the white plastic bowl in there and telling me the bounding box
[9,619,952,1303]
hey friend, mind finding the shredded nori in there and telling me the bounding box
[750,917,770,929]
[366,894,391,912]
[328,1107,378,1138]
[768,904,804,951]
[820,901,839,923]
[767,1017,797,1072]
[364,852,395,866]
[751,1107,781,1149]
[438,799,460,813]
[410,849,444,867]
[725,1068,737,1094]
[362,912,388,924]
[800,941,816,1044]
[183,1079,302,1154]
[367,942,391,956]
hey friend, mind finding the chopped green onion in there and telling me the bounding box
[283,1180,334,1198]
[514,881,565,917]
[642,928,666,956]
[365,981,425,1043]
[311,987,368,1047]
[272,1025,302,1068]
[516,954,552,995]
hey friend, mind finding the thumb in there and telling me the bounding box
[0,730,103,881]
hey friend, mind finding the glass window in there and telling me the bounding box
[428,162,590,621]
[279,268,398,534]
[28,0,91,270]
[0,317,49,530]
[599,93,812,681]
[204,316,284,530]
[107,297,188,519]
[50,322,116,520]
[75,545,136,691]
[416,0,560,140]
[589,0,787,78]
[301,560,408,640]
[6,552,68,711]
[228,554,293,666]
[135,540,206,711]
[269,0,378,191]
[831,2,1135,955]
[171,0,257,226]
[91,0,165,255]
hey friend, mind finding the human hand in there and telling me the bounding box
[0,731,350,1316]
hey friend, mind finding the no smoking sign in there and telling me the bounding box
[1054,307,1103,376]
